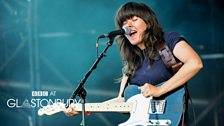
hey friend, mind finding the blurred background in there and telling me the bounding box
[0,0,223,126]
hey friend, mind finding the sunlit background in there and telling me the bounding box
[0,0,224,126]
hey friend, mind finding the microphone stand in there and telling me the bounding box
[68,37,115,126]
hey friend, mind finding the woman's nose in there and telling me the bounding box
[126,20,133,27]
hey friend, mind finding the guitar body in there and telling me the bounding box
[120,84,185,126]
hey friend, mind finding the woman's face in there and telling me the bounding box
[123,16,147,49]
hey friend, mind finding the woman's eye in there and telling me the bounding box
[132,18,138,21]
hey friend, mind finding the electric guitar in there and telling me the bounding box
[38,84,185,126]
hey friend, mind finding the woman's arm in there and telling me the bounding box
[103,75,129,103]
[118,75,129,97]
[139,40,203,97]
[159,40,203,95]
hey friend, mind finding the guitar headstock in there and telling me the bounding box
[38,102,65,116]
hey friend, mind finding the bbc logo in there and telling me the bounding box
[32,91,48,96]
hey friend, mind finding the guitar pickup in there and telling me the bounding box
[148,99,166,114]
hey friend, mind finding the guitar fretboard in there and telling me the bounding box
[72,102,133,113]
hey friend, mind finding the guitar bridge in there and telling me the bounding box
[149,99,166,114]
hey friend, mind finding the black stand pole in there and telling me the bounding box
[68,37,115,126]
[78,87,86,126]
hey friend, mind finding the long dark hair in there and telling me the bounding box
[115,2,164,77]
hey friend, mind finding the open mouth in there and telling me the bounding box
[130,31,137,36]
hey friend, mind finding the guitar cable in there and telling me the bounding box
[188,93,197,126]
[181,86,197,126]
[182,87,197,126]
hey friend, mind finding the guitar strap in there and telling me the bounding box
[155,41,183,73]
[156,41,189,126]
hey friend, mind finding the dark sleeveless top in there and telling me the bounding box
[129,32,186,86]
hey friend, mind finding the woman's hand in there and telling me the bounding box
[63,104,80,117]
[138,83,163,97]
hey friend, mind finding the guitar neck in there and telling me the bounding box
[73,102,133,113]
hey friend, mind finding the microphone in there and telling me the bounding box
[98,25,131,38]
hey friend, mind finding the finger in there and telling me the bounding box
[65,108,74,116]
[68,108,72,112]
[64,108,70,113]
[142,92,147,97]
[138,86,142,90]
[138,85,146,90]
[143,91,150,97]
